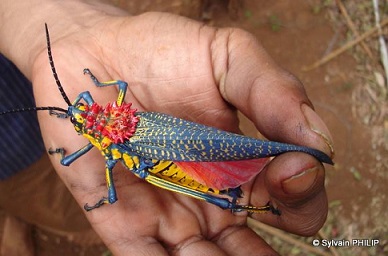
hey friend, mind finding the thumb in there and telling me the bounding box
[211,28,333,156]
[211,28,334,235]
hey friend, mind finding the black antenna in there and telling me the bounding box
[0,107,68,116]
[45,23,72,106]
[0,24,70,117]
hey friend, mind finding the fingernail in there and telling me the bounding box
[301,104,335,158]
[282,167,319,194]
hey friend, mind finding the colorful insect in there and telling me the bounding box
[0,24,333,215]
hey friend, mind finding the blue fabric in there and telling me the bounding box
[0,54,45,179]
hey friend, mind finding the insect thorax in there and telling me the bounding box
[79,101,139,149]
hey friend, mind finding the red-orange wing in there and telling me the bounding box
[175,158,269,190]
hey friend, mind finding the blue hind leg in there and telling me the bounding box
[144,173,280,215]
[123,158,280,214]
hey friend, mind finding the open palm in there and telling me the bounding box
[32,12,332,255]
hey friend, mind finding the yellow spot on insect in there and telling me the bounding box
[122,154,135,169]
[74,113,84,123]
[111,148,122,159]
[101,137,112,149]
[106,167,112,186]
[133,156,140,168]
[117,91,124,106]
[78,105,86,111]
[84,135,103,151]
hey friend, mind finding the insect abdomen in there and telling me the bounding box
[148,160,219,194]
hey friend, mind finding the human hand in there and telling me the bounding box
[31,10,333,256]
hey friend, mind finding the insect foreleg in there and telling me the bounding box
[49,110,69,119]
[48,143,94,166]
[71,91,95,106]
[83,68,128,106]
[84,159,118,211]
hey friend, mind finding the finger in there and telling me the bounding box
[211,28,334,156]
[252,152,327,236]
[210,27,331,236]
[215,226,278,256]
[108,236,169,256]
[171,235,227,256]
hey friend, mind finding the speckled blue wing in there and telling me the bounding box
[127,112,333,164]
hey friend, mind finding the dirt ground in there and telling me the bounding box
[1,0,387,255]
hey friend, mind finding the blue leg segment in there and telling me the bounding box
[83,68,128,106]
[48,143,94,166]
[49,110,68,119]
[84,159,119,211]
[71,91,95,106]
[223,187,243,198]
[50,143,120,211]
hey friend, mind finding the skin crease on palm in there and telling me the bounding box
[0,1,333,255]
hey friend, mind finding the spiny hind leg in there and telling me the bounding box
[83,68,127,106]
[145,174,279,215]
